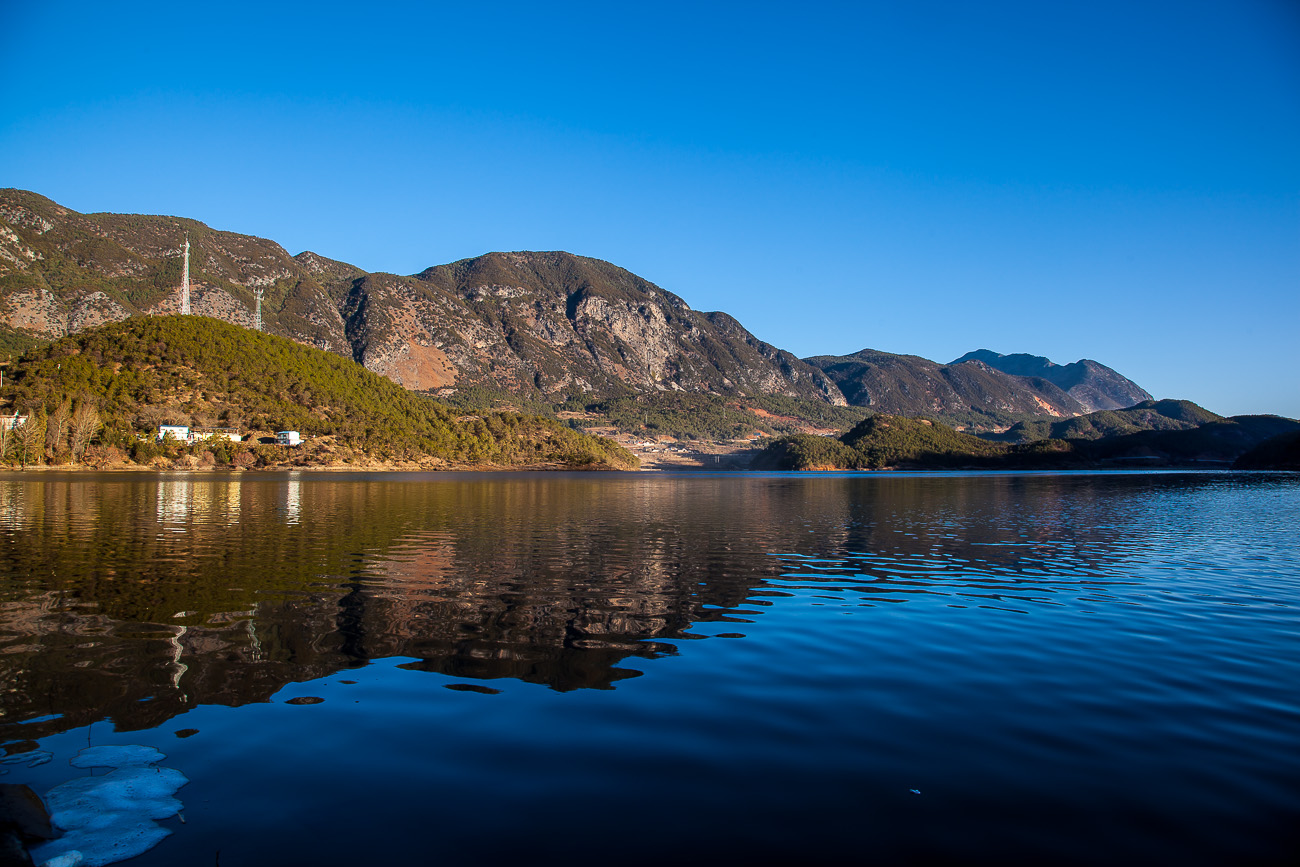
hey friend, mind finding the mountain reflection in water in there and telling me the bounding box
[3,472,822,737]
[2,471,1298,865]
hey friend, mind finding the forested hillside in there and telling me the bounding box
[0,316,637,469]
[752,415,1007,470]
[752,409,1300,471]
[988,400,1223,443]
[1233,430,1300,470]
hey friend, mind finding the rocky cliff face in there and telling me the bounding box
[404,252,845,401]
[0,190,844,404]
[951,349,1152,412]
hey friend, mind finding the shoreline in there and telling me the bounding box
[0,463,1273,477]
[0,460,640,474]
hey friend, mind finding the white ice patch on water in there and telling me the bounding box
[30,748,188,867]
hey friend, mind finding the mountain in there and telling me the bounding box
[0,190,843,406]
[352,251,844,402]
[989,399,1223,443]
[950,349,1151,411]
[0,189,354,356]
[803,348,1087,426]
[2,189,1170,430]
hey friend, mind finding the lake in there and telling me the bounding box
[1,470,1297,864]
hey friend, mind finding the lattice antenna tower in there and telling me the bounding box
[180,233,191,315]
[254,287,264,331]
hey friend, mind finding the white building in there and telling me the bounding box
[276,431,301,446]
[158,424,191,442]
[0,415,26,431]
[157,425,243,443]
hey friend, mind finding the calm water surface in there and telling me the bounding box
[1,470,1297,864]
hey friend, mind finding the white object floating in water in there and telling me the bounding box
[30,748,188,867]
[0,750,53,771]
[69,746,166,770]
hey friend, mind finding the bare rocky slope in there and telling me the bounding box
[349,251,845,402]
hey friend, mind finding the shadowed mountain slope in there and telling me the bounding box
[1233,429,1300,470]
[803,348,1087,425]
[951,349,1152,411]
[753,409,1299,471]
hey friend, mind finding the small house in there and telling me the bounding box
[0,415,27,431]
[276,431,302,447]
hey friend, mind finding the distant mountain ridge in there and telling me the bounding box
[803,348,1089,424]
[951,349,1151,412]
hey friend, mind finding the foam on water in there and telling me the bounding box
[29,748,188,867]
[0,750,52,772]
[68,746,166,770]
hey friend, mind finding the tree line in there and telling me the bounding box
[0,394,101,468]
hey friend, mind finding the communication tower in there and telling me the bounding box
[180,234,191,315]
[254,287,264,331]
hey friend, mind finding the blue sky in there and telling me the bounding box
[3,0,1297,416]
